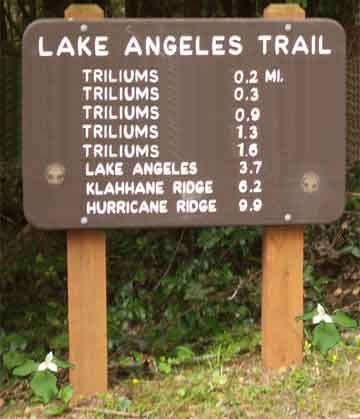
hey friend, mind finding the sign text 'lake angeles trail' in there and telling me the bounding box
[22,19,345,229]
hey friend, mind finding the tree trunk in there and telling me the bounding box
[125,0,138,17]
[168,0,185,17]
[307,0,317,17]
[42,0,70,17]
[0,0,7,41]
[338,0,358,26]
[207,0,217,16]
[236,0,254,17]
[221,0,233,17]
[140,0,164,17]
[30,0,37,20]
[185,0,201,17]
[17,0,37,30]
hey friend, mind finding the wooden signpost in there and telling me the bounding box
[262,4,305,369]
[21,3,346,398]
[65,4,108,397]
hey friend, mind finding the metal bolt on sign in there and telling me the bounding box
[45,163,65,185]
[284,213,292,222]
[301,172,320,194]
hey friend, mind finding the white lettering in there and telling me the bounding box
[38,37,53,56]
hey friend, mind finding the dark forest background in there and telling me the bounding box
[0,0,359,40]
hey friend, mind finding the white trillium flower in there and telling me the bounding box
[38,352,58,373]
[312,304,333,324]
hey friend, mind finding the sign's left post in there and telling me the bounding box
[65,3,108,398]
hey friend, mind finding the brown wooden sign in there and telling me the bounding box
[22,19,345,229]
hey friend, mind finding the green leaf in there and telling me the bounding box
[49,334,69,350]
[331,312,357,329]
[341,245,360,258]
[53,358,74,369]
[45,405,67,416]
[12,360,38,376]
[175,346,195,362]
[184,282,214,301]
[212,370,227,386]
[3,351,28,370]
[58,385,73,406]
[6,335,28,352]
[158,361,172,374]
[296,310,316,321]
[313,323,341,355]
[116,395,132,411]
[30,371,58,404]
[350,247,360,258]
[177,388,187,398]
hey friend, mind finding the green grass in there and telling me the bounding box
[2,335,360,418]
[117,346,360,418]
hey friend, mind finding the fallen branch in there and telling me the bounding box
[0,381,25,399]
[347,192,360,198]
[72,406,149,418]
[0,213,15,223]
[344,211,360,215]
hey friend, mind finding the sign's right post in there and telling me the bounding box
[261,4,305,369]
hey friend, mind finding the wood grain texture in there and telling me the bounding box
[264,4,306,19]
[262,226,304,368]
[66,4,107,398]
[67,230,107,396]
[65,4,104,20]
[262,4,305,369]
